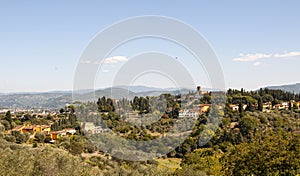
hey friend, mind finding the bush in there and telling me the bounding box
[34,132,45,143]
[4,135,16,143]
[32,142,38,148]
[0,144,101,175]
[222,131,300,175]
[11,131,28,144]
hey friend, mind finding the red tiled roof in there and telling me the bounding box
[12,125,24,131]
[49,130,68,135]
[41,125,50,129]
[23,126,33,130]
[200,104,211,106]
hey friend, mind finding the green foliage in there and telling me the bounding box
[34,132,45,143]
[97,96,115,112]
[0,139,101,175]
[258,96,263,111]
[1,88,300,175]
[11,131,29,144]
[5,111,12,123]
[4,135,16,143]
[222,131,300,175]
[180,148,222,175]
[69,142,84,155]
[0,123,5,133]
[1,117,13,131]
[238,116,258,138]
[238,101,244,117]
[32,142,38,148]
[200,94,211,104]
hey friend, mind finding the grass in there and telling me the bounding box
[155,158,182,171]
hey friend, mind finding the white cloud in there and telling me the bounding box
[80,56,128,65]
[253,62,261,66]
[233,53,272,62]
[102,69,109,73]
[273,51,300,58]
[233,51,300,62]
[102,56,128,64]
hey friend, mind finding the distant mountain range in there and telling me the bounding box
[0,86,196,110]
[265,83,300,94]
[0,92,72,110]
[2,83,299,110]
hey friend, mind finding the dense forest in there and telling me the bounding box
[0,88,299,175]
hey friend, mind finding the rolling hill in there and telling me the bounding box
[266,83,300,93]
[0,86,194,109]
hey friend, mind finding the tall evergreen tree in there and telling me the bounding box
[239,101,244,117]
[288,101,292,111]
[258,97,263,111]
[5,111,12,123]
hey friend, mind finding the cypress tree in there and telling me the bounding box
[258,97,263,111]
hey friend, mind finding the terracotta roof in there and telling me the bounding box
[49,130,65,135]
[199,104,211,106]
[23,126,33,130]
[49,128,75,135]
[12,125,24,131]
[41,125,50,129]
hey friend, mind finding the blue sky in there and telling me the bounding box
[0,1,300,93]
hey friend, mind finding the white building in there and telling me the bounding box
[179,110,199,118]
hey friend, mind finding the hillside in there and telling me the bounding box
[0,86,194,109]
[266,83,300,93]
[0,92,72,109]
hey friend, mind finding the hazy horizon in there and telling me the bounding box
[1,82,300,94]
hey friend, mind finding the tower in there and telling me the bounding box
[197,86,202,95]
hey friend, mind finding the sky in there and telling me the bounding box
[0,0,300,93]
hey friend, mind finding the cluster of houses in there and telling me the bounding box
[0,108,59,116]
[12,124,51,133]
[178,86,212,118]
[47,128,76,140]
[272,101,300,110]
[178,86,300,117]
[229,104,247,111]
[229,101,300,112]
[179,104,211,118]
[12,124,76,141]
